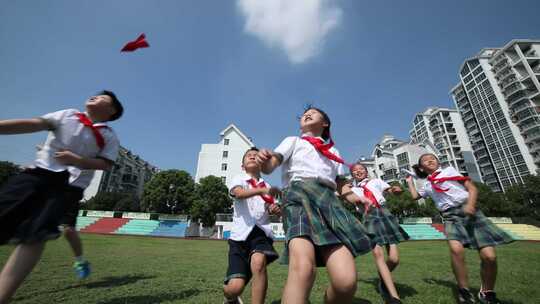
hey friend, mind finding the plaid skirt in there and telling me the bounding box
[441,206,514,250]
[281,180,375,267]
[363,206,409,246]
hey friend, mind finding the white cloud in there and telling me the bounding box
[237,0,342,64]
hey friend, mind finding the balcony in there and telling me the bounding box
[492,58,509,72]
[525,132,540,144]
[508,91,531,107]
[520,122,540,134]
[524,48,539,58]
[534,153,540,164]
[497,68,515,82]
[504,83,525,98]
[511,100,531,114]
[530,144,540,154]
[516,110,539,125]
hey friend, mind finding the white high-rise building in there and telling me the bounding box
[371,135,437,187]
[450,40,540,192]
[409,107,481,181]
[195,124,254,187]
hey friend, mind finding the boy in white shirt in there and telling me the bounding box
[0,90,122,303]
[223,147,280,304]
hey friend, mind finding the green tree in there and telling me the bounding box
[0,161,21,186]
[141,170,195,214]
[386,189,420,219]
[85,192,129,211]
[475,182,515,216]
[114,193,140,212]
[505,175,540,220]
[190,175,232,227]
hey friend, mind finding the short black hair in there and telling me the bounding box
[303,105,331,140]
[242,147,260,165]
[99,90,124,121]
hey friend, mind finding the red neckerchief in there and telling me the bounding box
[76,113,108,150]
[301,136,351,167]
[246,178,275,205]
[359,180,381,208]
[427,171,470,193]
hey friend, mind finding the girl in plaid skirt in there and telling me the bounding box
[342,163,409,303]
[256,107,374,304]
[406,153,513,304]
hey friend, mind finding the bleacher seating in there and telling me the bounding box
[495,224,540,241]
[400,224,446,240]
[80,218,130,234]
[74,215,540,241]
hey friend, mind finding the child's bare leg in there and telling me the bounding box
[282,237,316,304]
[448,240,469,289]
[0,242,45,304]
[223,278,246,301]
[322,245,357,304]
[250,252,268,304]
[373,245,399,299]
[478,246,497,291]
[63,226,83,257]
[385,244,399,272]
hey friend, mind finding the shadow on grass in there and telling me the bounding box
[96,288,200,304]
[422,278,524,304]
[359,277,418,299]
[84,274,157,289]
[14,274,157,301]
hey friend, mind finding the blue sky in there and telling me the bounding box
[1,0,539,184]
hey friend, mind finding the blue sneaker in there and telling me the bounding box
[73,261,91,279]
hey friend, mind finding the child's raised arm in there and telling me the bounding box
[0,118,53,135]
[231,185,279,200]
[256,149,282,175]
[406,176,421,200]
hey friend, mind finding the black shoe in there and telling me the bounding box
[478,291,500,304]
[378,279,390,300]
[457,288,476,304]
[387,297,402,304]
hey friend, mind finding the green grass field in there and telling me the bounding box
[1,235,538,304]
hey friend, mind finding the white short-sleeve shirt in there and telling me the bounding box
[228,173,274,241]
[418,167,470,211]
[351,178,390,205]
[274,136,346,189]
[34,109,120,188]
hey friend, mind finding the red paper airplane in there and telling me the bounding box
[121,33,149,52]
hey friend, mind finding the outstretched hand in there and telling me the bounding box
[256,149,273,165]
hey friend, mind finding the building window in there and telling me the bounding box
[224,139,230,145]
[221,176,226,183]
[222,151,228,158]
[221,163,227,171]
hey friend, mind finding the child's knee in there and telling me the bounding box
[290,259,316,281]
[224,279,245,297]
[331,272,357,295]
[449,243,465,257]
[250,253,267,274]
[372,247,384,260]
[387,255,399,267]
[480,250,497,264]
